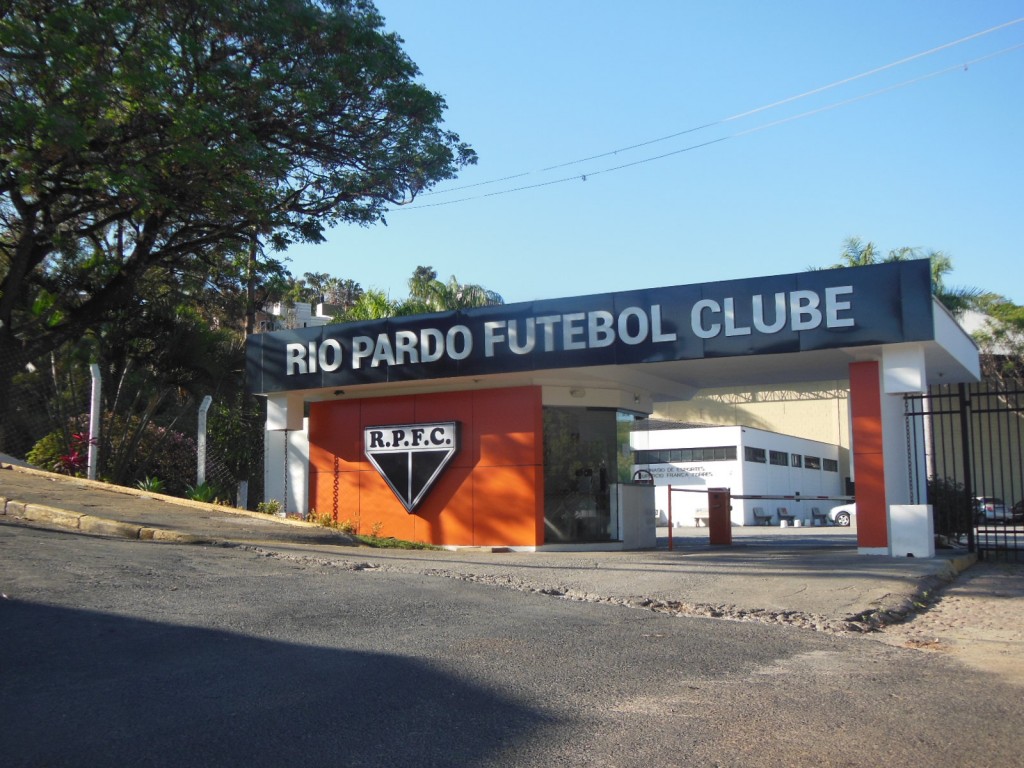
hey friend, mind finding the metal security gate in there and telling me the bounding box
[905,383,1024,560]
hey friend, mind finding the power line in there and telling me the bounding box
[403,40,1024,211]
[732,43,1024,139]
[416,17,1024,201]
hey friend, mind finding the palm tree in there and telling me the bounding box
[824,238,992,317]
[339,289,400,321]
[832,236,882,267]
[926,252,992,317]
[406,266,503,312]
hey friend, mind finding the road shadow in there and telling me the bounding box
[1,600,552,767]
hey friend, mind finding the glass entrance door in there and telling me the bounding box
[542,407,618,543]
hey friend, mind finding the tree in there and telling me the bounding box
[322,277,363,310]
[406,265,504,312]
[822,238,992,317]
[0,0,475,449]
[973,296,1024,385]
[341,288,402,321]
[335,265,504,322]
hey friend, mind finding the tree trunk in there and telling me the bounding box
[245,233,258,337]
[0,332,35,458]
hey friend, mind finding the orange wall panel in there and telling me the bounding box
[412,465,475,546]
[475,387,544,466]
[472,465,544,547]
[309,468,361,523]
[306,387,544,548]
[358,468,418,541]
[413,392,477,467]
[309,401,362,471]
[360,397,416,429]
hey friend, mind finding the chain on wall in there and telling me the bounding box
[283,435,289,515]
[905,395,919,504]
[332,454,340,521]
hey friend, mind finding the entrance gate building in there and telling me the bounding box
[247,260,980,555]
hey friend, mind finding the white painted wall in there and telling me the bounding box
[263,418,309,516]
[631,426,843,526]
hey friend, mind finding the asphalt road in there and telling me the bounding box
[2,524,1021,768]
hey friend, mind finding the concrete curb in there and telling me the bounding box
[23,502,85,530]
[3,496,204,544]
[1,462,327,532]
[848,550,979,630]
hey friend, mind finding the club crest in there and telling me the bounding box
[363,422,460,512]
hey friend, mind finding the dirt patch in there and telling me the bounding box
[878,561,1024,686]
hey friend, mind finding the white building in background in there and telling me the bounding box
[254,302,338,333]
[630,426,844,527]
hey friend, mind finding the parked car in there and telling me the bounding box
[828,503,855,527]
[1014,500,1024,523]
[974,497,1013,524]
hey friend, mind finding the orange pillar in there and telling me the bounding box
[849,361,889,552]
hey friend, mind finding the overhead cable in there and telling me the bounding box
[416,17,1024,201]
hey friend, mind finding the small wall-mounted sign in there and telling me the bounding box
[363,422,460,512]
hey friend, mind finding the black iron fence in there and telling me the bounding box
[905,383,1024,560]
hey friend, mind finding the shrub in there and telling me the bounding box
[136,476,166,493]
[26,428,93,476]
[185,482,220,503]
[256,499,282,516]
[26,431,68,473]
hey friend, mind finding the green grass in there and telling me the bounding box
[352,535,438,550]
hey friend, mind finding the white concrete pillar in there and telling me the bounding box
[263,416,309,516]
[881,344,931,555]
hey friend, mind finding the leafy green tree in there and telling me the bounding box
[0,0,475,450]
[336,265,504,321]
[324,278,364,311]
[340,288,402,321]
[973,296,1024,385]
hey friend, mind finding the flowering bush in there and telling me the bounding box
[57,432,94,475]
[28,415,229,496]
[26,427,94,477]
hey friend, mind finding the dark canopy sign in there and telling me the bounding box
[246,260,934,395]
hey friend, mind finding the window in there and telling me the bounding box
[804,455,821,470]
[635,446,737,464]
[822,458,838,472]
[769,450,788,466]
[791,454,802,467]
[744,446,767,463]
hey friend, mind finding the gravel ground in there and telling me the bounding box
[878,559,1024,686]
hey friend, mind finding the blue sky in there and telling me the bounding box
[283,1,1024,306]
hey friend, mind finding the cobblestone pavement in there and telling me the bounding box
[878,559,1024,686]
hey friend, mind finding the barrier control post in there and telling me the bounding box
[708,487,732,546]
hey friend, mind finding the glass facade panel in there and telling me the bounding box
[543,407,621,543]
